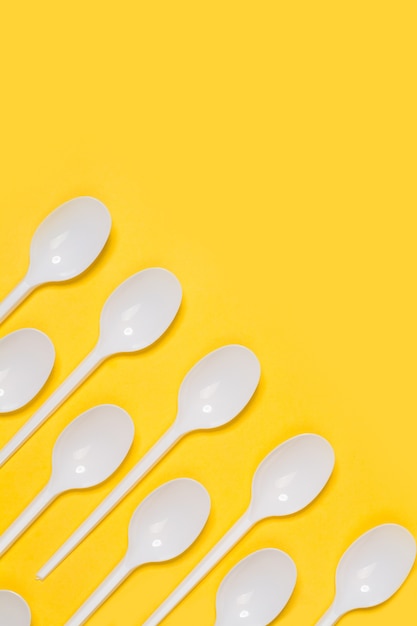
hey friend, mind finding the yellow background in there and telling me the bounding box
[0,1,416,624]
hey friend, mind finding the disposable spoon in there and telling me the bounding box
[37,344,260,579]
[64,478,211,626]
[0,404,134,556]
[0,590,31,626]
[0,267,182,467]
[143,433,335,626]
[215,548,297,626]
[315,523,416,625]
[0,196,111,324]
[0,328,55,413]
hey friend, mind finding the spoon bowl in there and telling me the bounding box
[0,590,31,626]
[27,196,111,285]
[0,329,55,412]
[215,549,297,626]
[51,404,136,491]
[0,404,134,556]
[315,524,416,625]
[249,434,335,521]
[0,197,111,324]
[126,478,211,566]
[65,479,210,626]
[97,268,183,356]
[176,344,261,431]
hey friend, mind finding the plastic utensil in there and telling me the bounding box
[0,267,182,467]
[0,590,31,626]
[64,478,211,626]
[315,523,416,625]
[0,196,111,324]
[0,404,134,556]
[143,433,335,625]
[37,344,260,579]
[215,548,297,626]
[0,328,55,412]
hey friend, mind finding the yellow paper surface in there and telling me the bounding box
[0,2,416,624]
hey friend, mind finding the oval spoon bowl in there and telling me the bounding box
[0,590,31,626]
[0,329,55,413]
[315,523,416,625]
[216,548,297,626]
[0,197,111,325]
[27,196,111,284]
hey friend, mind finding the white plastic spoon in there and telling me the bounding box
[0,404,134,556]
[143,433,335,626]
[0,328,55,413]
[0,196,111,324]
[315,523,416,625]
[64,478,211,626]
[0,590,31,626]
[215,548,297,626]
[37,344,260,579]
[0,267,182,467]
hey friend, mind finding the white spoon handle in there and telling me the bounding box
[37,424,182,580]
[143,512,253,626]
[0,482,57,555]
[315,604,342,626]
[0,345,104,468]
[0,278,34,324]
[65,559,131,626]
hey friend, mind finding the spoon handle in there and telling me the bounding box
[143,512,253,626]
[0,278,34,324]
[0,346,104,468]
[37,424,182,580]
[315,604,341,626]
[65,558,131,626]
[0,482,57,556]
